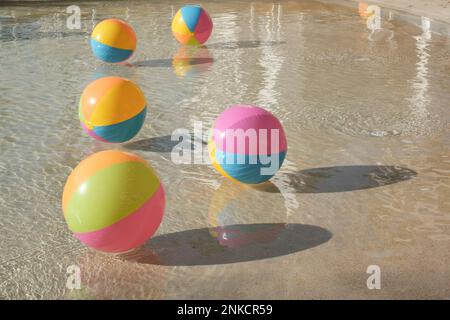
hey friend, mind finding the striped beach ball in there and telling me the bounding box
[91,19,136,63]
[79,76,147,143]
[172,5,213,45]
[209,105,287,185]
[62,150,165,253]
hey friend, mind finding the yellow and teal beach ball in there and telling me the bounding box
[91,18,137,63]
[172,5,213,45]
[79,76,147,143]
[62,150,165,253]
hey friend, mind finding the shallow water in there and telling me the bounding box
[0,0,449,299]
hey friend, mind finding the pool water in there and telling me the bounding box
[0,0,449,299]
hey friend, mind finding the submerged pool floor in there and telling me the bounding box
[0,0,449,299]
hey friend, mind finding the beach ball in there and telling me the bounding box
[172,5,213,45]
[209,105,287,185]
[91,19,136,63]
[172,45,213,78]
[79,76,147,143]
[62,150,165,253]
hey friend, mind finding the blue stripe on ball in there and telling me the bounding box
[93,107,146,143]
[90,39,133,63]
[215,150,287,184]
[180,5,202,32]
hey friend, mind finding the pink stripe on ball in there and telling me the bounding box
[212,105,287,155]
[74,186,165,253]
[81,122,109,143]
[194,10,213,44]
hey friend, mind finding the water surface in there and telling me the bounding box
[0,0,449,299]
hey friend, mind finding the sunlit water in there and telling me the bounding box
[0,0,449,299]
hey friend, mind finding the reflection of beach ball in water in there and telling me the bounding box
[358,2,374,19]
[209,105,287,185]
[207,180,286,248]
[62,150,165,253]
[79,76,147,143]
[172,5,213,45]
[91,19,136,63]
[172,45,213,78]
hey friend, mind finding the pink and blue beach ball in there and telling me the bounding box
[209,105,287,185]
[90,19,136,63]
